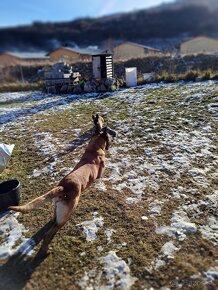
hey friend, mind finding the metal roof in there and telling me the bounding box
[1,52,50,59]
[114,41,161,52]
[181,36,218,46]
[49,46,103,56]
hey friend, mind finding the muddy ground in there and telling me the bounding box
[0,81,217,289]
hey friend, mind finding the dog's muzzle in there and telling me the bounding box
[106,127,117,138]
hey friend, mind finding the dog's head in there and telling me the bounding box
[92,114,104,135]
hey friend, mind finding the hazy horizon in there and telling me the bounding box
[0,0,175,28]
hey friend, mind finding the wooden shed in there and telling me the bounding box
[180,37,218,55]
[113,42,161,60]
[48,47,101,63]
[92,53,113,80]
[0,52,49,67]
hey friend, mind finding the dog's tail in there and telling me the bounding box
[8,186,64,213]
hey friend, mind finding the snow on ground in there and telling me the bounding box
[145,240,181,273]
[204,266,218,281]
[0,212,35,259]
[78,251,137,290]
[76,212,116,244]
[155,209,197,241]
[0,81,217,288]
[76,212,104,242]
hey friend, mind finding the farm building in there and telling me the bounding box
[180,36,218,55]
[113,42,162,60]
[48,46,102,63]
[0,52,50,67]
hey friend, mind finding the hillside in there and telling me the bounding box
[0,0,218,52]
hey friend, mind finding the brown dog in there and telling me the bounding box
[9,119,110,256]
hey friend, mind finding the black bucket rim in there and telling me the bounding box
[0,179,21,212]
[0,179,20,195]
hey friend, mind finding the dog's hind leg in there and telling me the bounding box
[37,221,60,257]
[38,194,81,256]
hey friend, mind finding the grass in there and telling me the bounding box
[0,82,217,289]
[137,69,218,86]
[0,81,43,93]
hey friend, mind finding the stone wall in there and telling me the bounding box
[46,78,123,94]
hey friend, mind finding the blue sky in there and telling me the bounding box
[0,0,175,27]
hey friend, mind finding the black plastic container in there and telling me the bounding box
[0,179,21,212]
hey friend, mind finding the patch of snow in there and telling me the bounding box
[184,94,204,103]
[77,269,98,290]
[179,191,218,245]
[207,191,218,207]
[144,147,155,156]
[172,154,190,169]
[0,212,34,259]
[204,266,218,281]
[188,167,206,177]
[146,241,180,273]
[98,251,137,290]
[78,251,137,290]
[126,197,140,205]
[32,163,55,177]
[97,246,104,252]
[202,126,212,133]
[33,132,61,156]
[105,229,116,243]
[199,216,218,245]
[95,181,107,192]
[14,238,36,257]
[170,186,188,200]
[141,216,148,221]
[73,128,81,136]
[161,241,180,258]
[149,200,163,216]
[76,212,104,242]
[145,257,166,272]
[153,258,166,269]
[156,209,197,241]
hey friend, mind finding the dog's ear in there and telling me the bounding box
[92,114,95,121]
[99,114,104,121]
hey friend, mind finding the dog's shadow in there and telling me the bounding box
[49,126,117,162]
[52,128,93,160]
[52,126,116,161]
[0,220,54,290]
